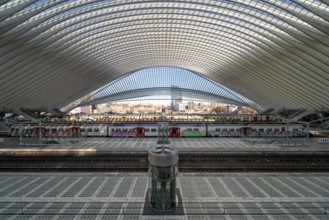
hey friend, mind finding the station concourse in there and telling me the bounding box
[1,0,329,219]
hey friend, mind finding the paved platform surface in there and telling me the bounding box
[0,138,328,155]
[0,172,329,219]
[68,138,283,151]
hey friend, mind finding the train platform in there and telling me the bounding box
[0,172,328,219]
[0,137,329,156]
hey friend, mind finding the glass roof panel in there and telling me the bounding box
[1,0,328,113]
[61,67,262,112]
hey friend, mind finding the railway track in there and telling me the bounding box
[1,154,329,172]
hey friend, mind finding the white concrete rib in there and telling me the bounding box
[0,0,328,113]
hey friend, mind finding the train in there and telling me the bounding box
[9,122,307,138]
[50,113,283,124]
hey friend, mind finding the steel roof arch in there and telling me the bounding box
[1,0,329,114]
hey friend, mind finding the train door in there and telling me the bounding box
[240,127,252,136]
[134,127,145,138]
[265,115,270,121]
[70,126,80,137]
[80,126,86,137]
[170,127,180,138]
[23,126,34,137]
[253,116,258,122]
[86,127,93,137]
[57,127,64,137]
[34,127,46,138]
[44,127,50,137]
[50,127,57,137]
[33,127,38,137]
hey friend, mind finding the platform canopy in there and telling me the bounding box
[1,0,329,115]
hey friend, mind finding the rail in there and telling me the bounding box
[11,137,83,146]
[1,153,329,172]
[243,137,309,147]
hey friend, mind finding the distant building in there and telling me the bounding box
[96,104,109,113]
[70,106,92,114]
[81,106,92,114]
[187,102,195,110]
[175,98,182,104]
[170,85,182,110]
[174,103,186,111]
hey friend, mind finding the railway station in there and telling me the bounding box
[1,0,329,219]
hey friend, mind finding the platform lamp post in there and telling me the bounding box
[286,119,290,141]
[39,119,42,142]
[148,122,179,212]
[19,124,23,145]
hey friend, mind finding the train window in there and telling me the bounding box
[87,128,92,132]
[115,129,121,131]
[129,129,134,131]
[222,128,228,132]
[45,128,49,132]
[274,128,279,132]
[94,128,99,132]
[215,128,221,131]
[145,129,150,132]
[122,129,128,132]
[266,128,272,132]
[259,128,264,132]
[111,129,115,131]
[58,128,63,132]
[81,128,85,132]
[151,129,156,132]
[236,128,240,131]
[193,128,199,131]
[187,129,192,131]
[229,128,234,132]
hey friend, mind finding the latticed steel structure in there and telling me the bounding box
[61,67,261,112]
[1,0,329,115]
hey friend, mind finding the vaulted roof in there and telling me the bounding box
[1,0,329,114]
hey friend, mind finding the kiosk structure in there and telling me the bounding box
[148,122,179,212]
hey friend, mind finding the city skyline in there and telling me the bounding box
[69,100,246,115]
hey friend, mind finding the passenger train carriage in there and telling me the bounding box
[80,124,107,137]
[10,125,81,138]
[106,124,206,138]
[206,124,303,137]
